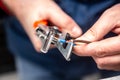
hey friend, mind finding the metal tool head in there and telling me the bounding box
[55,32,73,61]
[35,25,74,61]
[35,25,54,53]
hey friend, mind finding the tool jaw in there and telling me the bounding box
[35,25,74,61]
[55,32,74,61]
[36,25,55,53]
[56,41,73,61]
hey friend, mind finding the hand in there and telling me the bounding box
[2,0,82,52]
[74,4,120,71]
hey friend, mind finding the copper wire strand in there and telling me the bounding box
[73,40,91,46]
[73,40,91,44]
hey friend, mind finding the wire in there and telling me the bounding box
[73,40,91,44]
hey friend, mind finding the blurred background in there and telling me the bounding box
[0,3,120,80]
[0,8,17,80]
[0,9,100,80]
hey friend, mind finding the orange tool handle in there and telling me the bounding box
[33,20,48,29]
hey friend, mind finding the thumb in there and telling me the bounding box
[47,3,82,38]
[77,10,116,41]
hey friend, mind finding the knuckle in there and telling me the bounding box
[47,7,55,16]
[62,17,74,28]
[103,8,110,14]
[116,19,120,26]
[95,47,107,57]
[96,59,106,69]
[87,28,98,41]
[104,8,114,16]
[103,7,118,19]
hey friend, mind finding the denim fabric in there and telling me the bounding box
[4,0,120,80]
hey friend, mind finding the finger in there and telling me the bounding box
[78,8,118,41]
[112,27,120,34]
[93,54,120,71]
[74,36,120,57]
[30,34,42,52]
[47,2,82,38]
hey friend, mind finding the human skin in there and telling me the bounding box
[3,0,120,71]
[74,4,120,71]
[2,0,82,51]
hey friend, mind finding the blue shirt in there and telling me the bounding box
[4,0,120,79]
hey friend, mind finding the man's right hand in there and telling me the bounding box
[2,0,82,52]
